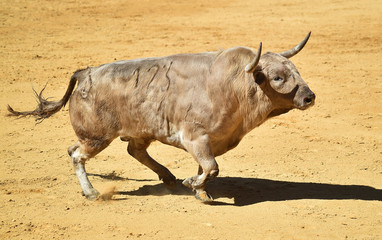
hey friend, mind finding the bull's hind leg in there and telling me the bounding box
[182,134,219,202]
[127,138,176,188]
[68,139,111,200]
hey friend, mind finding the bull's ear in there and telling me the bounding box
[254,70,266,85]
[245,42,262,73]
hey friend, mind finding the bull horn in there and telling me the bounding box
[279,31,311,58]
[245,42,262,73]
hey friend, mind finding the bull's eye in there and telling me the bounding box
[273,76,283,81]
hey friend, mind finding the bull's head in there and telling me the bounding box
[245,32,315,113]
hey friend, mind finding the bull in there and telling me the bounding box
[8,32,315,202]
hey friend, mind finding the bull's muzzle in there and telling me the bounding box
[295,88,316,110]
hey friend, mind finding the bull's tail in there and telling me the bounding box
[7,69,82,123]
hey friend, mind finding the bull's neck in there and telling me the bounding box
[240,85,274,132]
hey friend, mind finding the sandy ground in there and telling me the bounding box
[1,0,382,239]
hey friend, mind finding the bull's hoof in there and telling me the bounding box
[182,177,192,189]
[182,176,205,190]
[83,189,100,201]
[195,190,213,203]
[183,177,199,189]
[183,179,213,202]
[160,174,177,189]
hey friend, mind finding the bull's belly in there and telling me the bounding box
[118,125,186,150]
[118,126,243,158]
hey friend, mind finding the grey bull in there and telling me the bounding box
[8,32,315,202]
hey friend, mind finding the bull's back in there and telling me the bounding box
[69,52,217,144]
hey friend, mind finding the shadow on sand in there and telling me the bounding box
[91,174,382,206]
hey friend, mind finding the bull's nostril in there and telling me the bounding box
[303,92,315,105]
[304,97,312,104]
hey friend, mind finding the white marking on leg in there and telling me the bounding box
[71,148,80,159]
[72,149,98,198]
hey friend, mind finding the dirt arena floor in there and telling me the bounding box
[1,0,381,239]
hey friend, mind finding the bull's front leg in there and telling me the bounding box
[182,134,219,202]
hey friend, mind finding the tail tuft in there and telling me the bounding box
[7,72,78,123]
[7,85,64,123]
